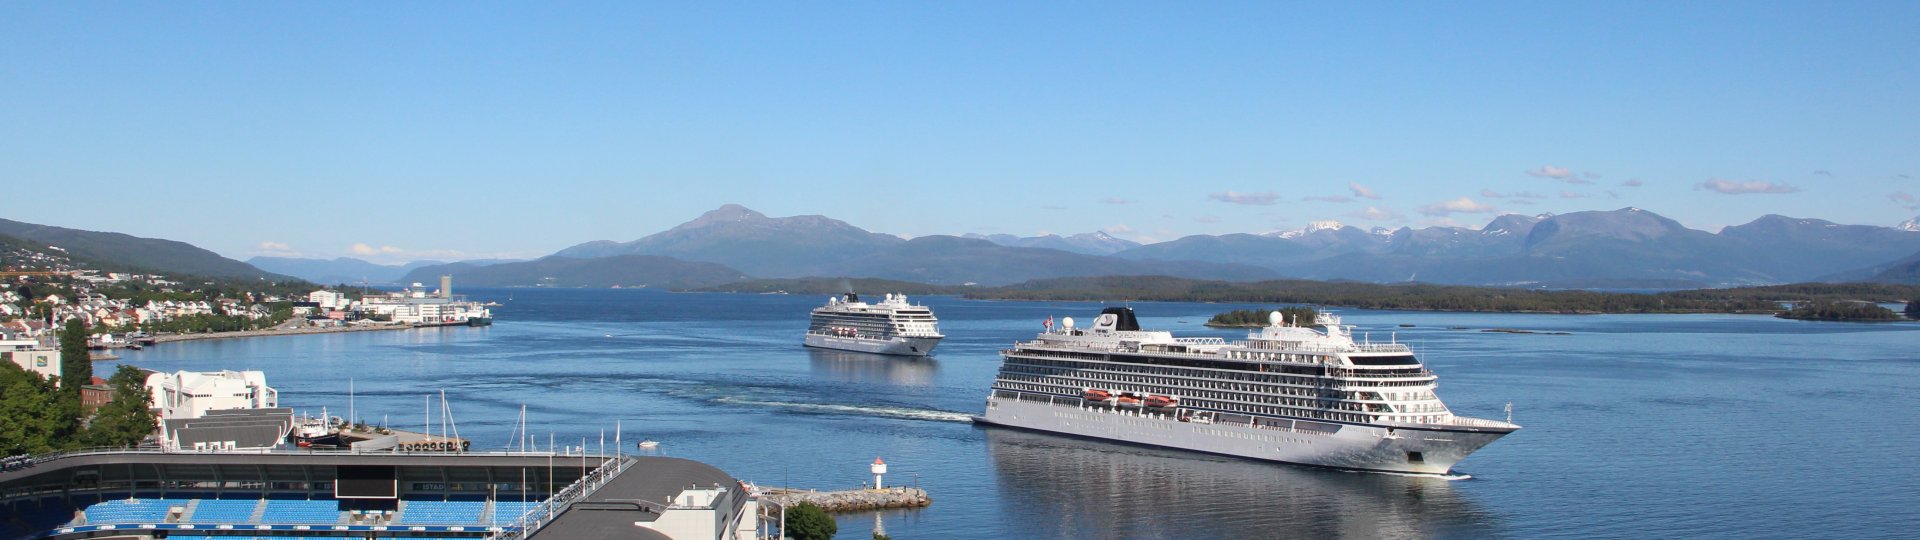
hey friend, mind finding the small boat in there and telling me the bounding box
[637,439,659,449]
[1115,395,1143,407]
[1081,389,1112,402]
[1144,395,1178,408]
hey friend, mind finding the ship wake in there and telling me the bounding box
[715,397,973,423]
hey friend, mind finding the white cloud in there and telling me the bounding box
[1526,165,1573,179]
[1346,206,1401,221]
[1583,171,1601,179]
[1349,182,1382,200]
[349,243,406,256]
[1561,191,1590,199]
[1106,223,1135,234]
[1480,189,1507,199]
[1621,179,1644,187]
[1208,191,1279,205]
[1526,165,1592,184]
[1418,197,1498,216]
[1099,197,1136,205]
[1891,192,1918,210]
[254,241,295,253]
[1697,178,1800,195]
[1192,215,1222,224]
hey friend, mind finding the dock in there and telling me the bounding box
[760,486,931,513]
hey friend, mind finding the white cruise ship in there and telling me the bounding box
[803,293,944,356]
[974,307,1518,475]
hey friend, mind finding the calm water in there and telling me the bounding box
[108,289,1920,539]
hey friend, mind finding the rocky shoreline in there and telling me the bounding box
[761,487,931,513]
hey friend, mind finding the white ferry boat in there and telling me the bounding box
[974,307,1518,475]
[803,293,943,356]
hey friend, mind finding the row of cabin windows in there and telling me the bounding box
[994,383,1451,426]
[1012,352,1436,388]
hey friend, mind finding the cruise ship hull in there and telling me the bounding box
[975,396,1513,475]
[803,334,942,356]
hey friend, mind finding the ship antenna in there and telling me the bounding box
[1505,401,1514,423]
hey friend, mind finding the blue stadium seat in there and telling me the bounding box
[394,500,486,525]
[257,499,341,524]
[82,498,187,524]
[187,498,258,523]
[490,500,546,525]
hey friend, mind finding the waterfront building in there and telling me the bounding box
[144,370,278,420]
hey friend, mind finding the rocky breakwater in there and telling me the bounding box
[762,487,932,513]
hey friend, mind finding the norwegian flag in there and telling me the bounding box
[1043,315,1053,330]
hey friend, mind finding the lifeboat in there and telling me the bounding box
[1145,395,1178,408]
[1115,395,1143,407]
[1082,389,1112,402]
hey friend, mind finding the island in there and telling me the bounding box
[1775,300,1902,322]
[1205,306,1318,328]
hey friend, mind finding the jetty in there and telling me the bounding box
[761,486,931,513]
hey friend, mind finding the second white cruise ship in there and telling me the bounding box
[804,293,943,356]
[974,307,1518,475]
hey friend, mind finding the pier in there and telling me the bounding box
[761,486,931,513]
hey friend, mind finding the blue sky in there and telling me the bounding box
[2,2,1916,263]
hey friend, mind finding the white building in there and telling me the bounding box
[308,290,345,310]
[1,340,61,380]
[145,370,278,420]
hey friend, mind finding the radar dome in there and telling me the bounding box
[1269,311,1283,326]
[1062,317,1075,329]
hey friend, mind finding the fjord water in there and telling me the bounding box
[109,289,1920,538]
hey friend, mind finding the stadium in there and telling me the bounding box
[0,448,760,540]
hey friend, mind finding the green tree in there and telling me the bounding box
[58,319,91,394]
[1907,300,1919,319]
[82,365,157,447]
[872,533,891,540]
[0,363,73,455]
[783,501,836,540]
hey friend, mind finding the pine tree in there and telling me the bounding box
[58,319,91,394]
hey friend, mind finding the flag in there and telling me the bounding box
[1043,315,1053,330]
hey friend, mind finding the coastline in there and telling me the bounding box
[150,322,474,344]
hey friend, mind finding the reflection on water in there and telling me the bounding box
[984,428,1503,540]
[807,349,940,387]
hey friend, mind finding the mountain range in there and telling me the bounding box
[247,257,524,285]
[549,205,1920,288]
[6,206,1919,288]
[960,231,1141,255]
[0,218,283,279]
[397,255,748,289]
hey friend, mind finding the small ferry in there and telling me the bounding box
[803,293,944,356]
